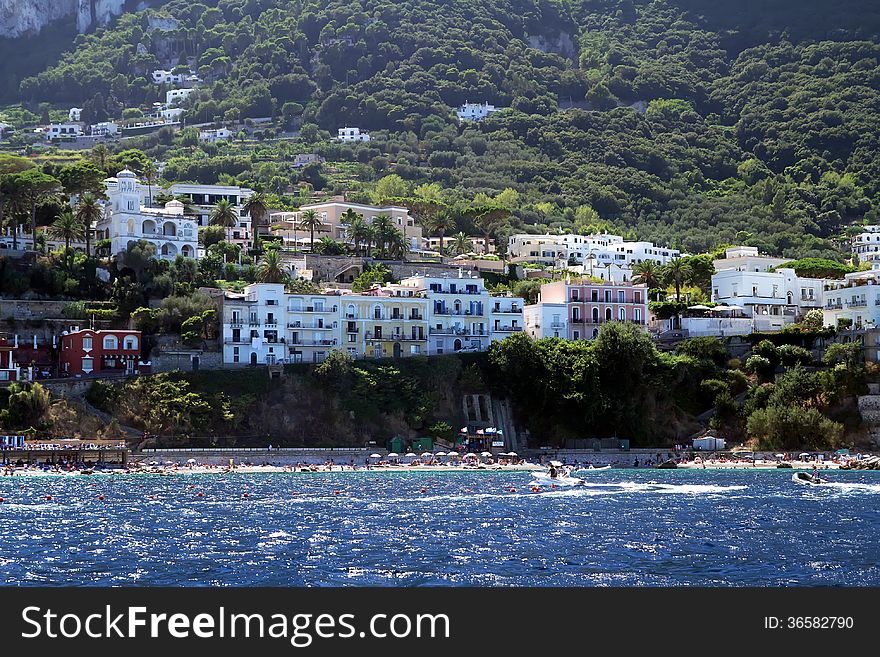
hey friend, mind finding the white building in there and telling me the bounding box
[507,232,681,269]
[68,107,82,122]
[152,69,184,85]
[167,182,254,245]
[456,101,501,122]
[336,127,370,142]
[851,225,880,266]
[398,272,524,354]
[524,302,567,340]
[199,127,234,143]
[90,121,118,137]
[711,267,823,331]
[158,107,185,120]
[166,88,195,106]
[822,269,880,330]
[96,169,198,260]
[713,245,792,273]
[45,123,83,141]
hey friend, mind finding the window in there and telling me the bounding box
[348,334,356,343]
[82,357,94,372]
[573,331,579,340]
[605,290,611,303]
[618,290,625,303]
[124,336,138,350]
[82,337,93,351]
[618,307,625,321]
[635,308,642,323]
[634,291,642,303]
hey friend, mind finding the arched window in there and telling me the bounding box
[453,339,463,351]
[373,304,382,319]
[592,307,599,323]
[454,300,462,314]
[163,221,177,236]
[124,336,138,351]
[618,307,626,321]
[103,335,119,350]
[126,218,135,235]
[142,219,157,235]
[605,308,612,322]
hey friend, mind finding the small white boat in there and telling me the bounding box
[531,463,585,486]
[575,465,611,473]
[792,472,828,485]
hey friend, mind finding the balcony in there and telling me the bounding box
[826,302,843,310]
[264,322,278,329]
[346,326,359,333]
[847,300,868,308]
[492,308,521,314]
[228,321,244,328]
[289,339,338,347]
[429,327,489,336]
[287,322,333,330]
[550,322,566,328]
[433,309,484,316]
[365,333,427,342]
[493,326,523,332]
[224,338,250,344]
[295,306,337,313]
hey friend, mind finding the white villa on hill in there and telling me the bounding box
[336,127,370,142]
[96,169,198,259]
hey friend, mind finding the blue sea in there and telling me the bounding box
[1,469,879,586]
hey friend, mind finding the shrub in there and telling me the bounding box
[777,344,813,367]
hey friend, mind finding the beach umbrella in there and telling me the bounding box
[774,454,785,459]
[387,452,399,458]
[481,451,493,457]
[549,460,563,467]
[369,453,382,458]
[164,461,175,465]
[186,458,197,464]
[507,452,518,457]
[688,304,711,310]
[405,452,418,458]
[421,452,433,458]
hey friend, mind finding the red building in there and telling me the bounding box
[0,337,21,382]
[60,329,149,377]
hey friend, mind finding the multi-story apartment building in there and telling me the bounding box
[822,269,880,330]
[59,328,146,376]
[221,274,523,364]
[528,279,648,340]
[167,181,255,246]
[507,233,680,269]
[96,169,198,259]
[524,303,568,340]
[338,287,429,359]
[397,272,524,354]
[851,225,880,266]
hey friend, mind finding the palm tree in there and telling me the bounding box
[424,209,456,257]
[386,227,409,261]
[142,161,157,207]
[298,208,323,253]
[450,232,471,256]
[371,214,395,259]
[49,210,85,270]
[632,259,662,289]
[209,199,238,241]
[362,224,377,258]
[242,191,269,248]
[346,214,367,255]
[662,257,690,301]
[90,143,109,171]
[255,248,287,283]
[74,194,102,257]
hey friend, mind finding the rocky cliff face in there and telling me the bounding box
[0,0,139,39]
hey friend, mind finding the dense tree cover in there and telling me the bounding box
[7,0,880,258]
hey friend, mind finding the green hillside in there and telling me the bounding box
[6,0,880,256]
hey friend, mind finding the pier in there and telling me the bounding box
[1,443,129,467]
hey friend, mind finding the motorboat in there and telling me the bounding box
[531,462,585,487]
[792,471,828,485]
[573,464,611,474]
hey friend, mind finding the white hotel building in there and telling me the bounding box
[507,233,681,269]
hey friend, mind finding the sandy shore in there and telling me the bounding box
[0,462,546,477]
[677,460,841,470]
